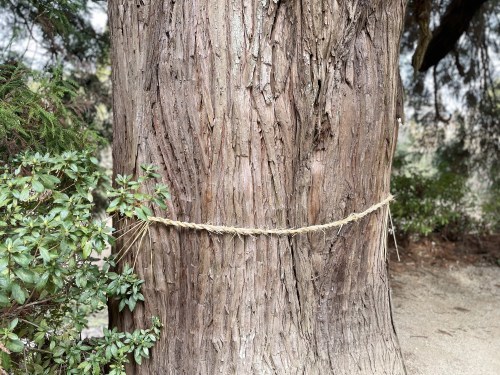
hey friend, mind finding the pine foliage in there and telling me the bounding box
[0,62,103,159]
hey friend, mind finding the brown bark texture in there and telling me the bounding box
[109,0,407,373]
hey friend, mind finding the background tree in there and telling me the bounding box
[0,0,108,65]
[109,0,406,373]
[393,0,499,236]
[0,62,103,157]
[0,0,112,153]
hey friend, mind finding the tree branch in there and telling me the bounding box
[418,0,488,72]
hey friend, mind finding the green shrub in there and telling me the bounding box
[0,62,105,158]
[481,167,500,233]
[390,150,474,238]
[0,151,169,374]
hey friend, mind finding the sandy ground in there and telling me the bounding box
[391,265,500,375]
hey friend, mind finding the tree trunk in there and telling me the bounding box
[109,0,407,373]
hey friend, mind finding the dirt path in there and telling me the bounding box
[391,265,500,375]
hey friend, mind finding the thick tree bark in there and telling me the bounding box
[109,0,406,373]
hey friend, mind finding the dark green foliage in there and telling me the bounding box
[465,81,499,183]
[402,0,499,214]
[0,0,108,65]
[481,162,500,233]
[0,151,168,374]
[0,0,112,149]
[71,66,113,143]
[0,62,105,158]
[391,145,475,238]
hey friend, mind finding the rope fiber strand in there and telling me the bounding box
[146,194,394,237]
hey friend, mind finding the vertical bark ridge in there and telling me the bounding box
[110,0,407,373]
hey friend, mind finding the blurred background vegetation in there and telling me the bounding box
[0,0,111,159]
[392,0,499,239]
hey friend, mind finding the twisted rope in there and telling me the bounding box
[147,194,394,236]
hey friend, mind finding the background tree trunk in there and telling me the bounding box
[109,0,407,373]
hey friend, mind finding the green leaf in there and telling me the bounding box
[36,272,49,290]
[134,348,142,365]
[107,198,120,211]
[134,207,148,221]
[65,170,77,179]
[6,339,24,353]
[34,331,46,344]
[19,188,30,201]
[82,241,92,259]
[141,205,153,217]
[39,247,51,263]
[60,209,69,219]
[127,298,137,311]
[0,351,11,370]
[14,268,34,284]
[118,299,126,312]
[53,346,65,357]
[0,258,8,272]
[0,293,9,305]
[78,362,92,372]
[0,192,10,207]
[32,180,45,192]
[11,283,26,304]
[9,318,18,330]
[39,174,60,188]
[12,253,31,267]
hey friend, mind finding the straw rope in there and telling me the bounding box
[146,194,394,236]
